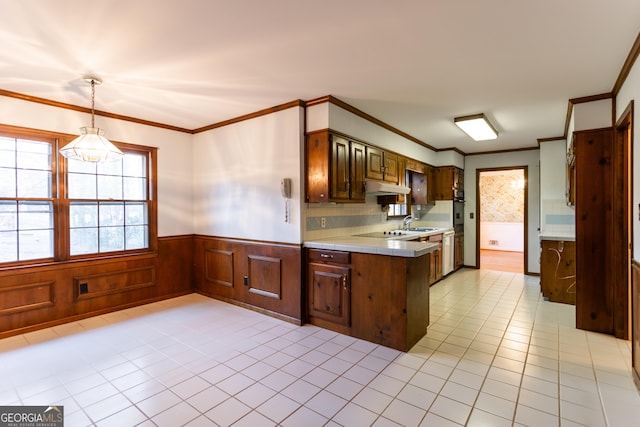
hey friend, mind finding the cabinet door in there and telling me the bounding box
[308,263,351,326]
[383,152,400,183]
[396,157,406,204]
[350,141,366,201]
[410,171,427,205]
[454,233,464,270]
[435,167,454,200]
[426,165,436,205]
[330,135,350,200]
[365,146,385,180]
[306,131,330,203]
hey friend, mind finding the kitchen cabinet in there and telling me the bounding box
[365,146,400,183]
[540,239,576,305]
[409,170,428,205]
[306,130,365,203]
[306,248,431,351]
[574,128,614,334]
[427,234,443,285]
[454,232,464,270]
[434,166,464,200]
[307,249,351,329]
[566,139,575,206]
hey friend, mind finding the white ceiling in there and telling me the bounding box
[1,0,639,154]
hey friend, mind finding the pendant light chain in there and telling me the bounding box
[90,79,96,128]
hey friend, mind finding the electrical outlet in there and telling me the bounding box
[321,217,326,228]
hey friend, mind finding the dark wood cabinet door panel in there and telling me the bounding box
[308,262,350,326]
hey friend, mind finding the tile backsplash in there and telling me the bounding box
[304,198,454,241]
[541,199,575,235]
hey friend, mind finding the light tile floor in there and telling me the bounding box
[1,268,639,426]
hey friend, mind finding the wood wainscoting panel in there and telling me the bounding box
[0,281,55,316]
[74,266,156,300]
[0,235,194,338]
[247,255,281,299]
[205,249,234,287]
[194,236,302,323]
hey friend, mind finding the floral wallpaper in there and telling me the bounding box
[479,171,525,223]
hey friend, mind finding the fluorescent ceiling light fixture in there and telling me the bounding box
[59,77,124,163]
[454,113,498,141]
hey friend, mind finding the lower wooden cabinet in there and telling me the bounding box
[454,232,464,270]
[428,235,443,285]
[540,239,576,305]
[306,248,431,351]
[307,250,351,328]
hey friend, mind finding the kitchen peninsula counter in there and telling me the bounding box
[304,231,444,351]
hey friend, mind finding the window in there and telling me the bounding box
[0,135,54,262]
[0,125,156,266]
[68,154,149,255]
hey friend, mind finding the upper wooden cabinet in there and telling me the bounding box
[306,130,366,203]
[365,146,399,183]
[434,166,464,200]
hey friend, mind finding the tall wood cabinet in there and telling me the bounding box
[574,128,614,334]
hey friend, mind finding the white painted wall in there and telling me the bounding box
[0,96,194,237]
[464,150,541,273]
[540,140,575,236]
[480,222,524,251]
[192,106,304,244]
[616,55,640,260]
[573,98,612,131]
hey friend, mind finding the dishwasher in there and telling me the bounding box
[442,230,455,276]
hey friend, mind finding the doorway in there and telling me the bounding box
[477,167,527,273]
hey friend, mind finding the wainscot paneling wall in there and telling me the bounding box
[193,236,302,324]
[0,236,193,338]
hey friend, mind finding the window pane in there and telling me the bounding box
[18,201,53,230]
[0,167,16,197]
[70,228,98,255]
[17,169,51,198]
[67,158,96,174]
[125,202,147,225]
[0,137,15,168]
[97,159,123,176]
[16,139,51,170]
[100,226,124,252]
[123,177,146,200]
[0,201,17,231]
[68,173,97,199]
[99,202,124,226]
[125,225,147,250]
[70,202,98,228]
[97,175,123,199]
[19,229,53,260]
[124,154,146,177]
[0,231,17,262]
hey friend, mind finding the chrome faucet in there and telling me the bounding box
[402,215,414,230]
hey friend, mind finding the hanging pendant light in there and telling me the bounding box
[59,77,124,162]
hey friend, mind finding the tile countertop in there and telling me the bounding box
[304,228,451,258]
[539,231,575,242]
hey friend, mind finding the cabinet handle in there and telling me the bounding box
[320,253,333,259]
[343,275,347,290]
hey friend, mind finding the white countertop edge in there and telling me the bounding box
[539,233,575,242]
[304,238,439,258]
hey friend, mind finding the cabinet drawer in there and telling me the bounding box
[428,234,442,243]
[308,249,350,264]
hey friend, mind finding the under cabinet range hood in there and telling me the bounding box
[365,180,411,195]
